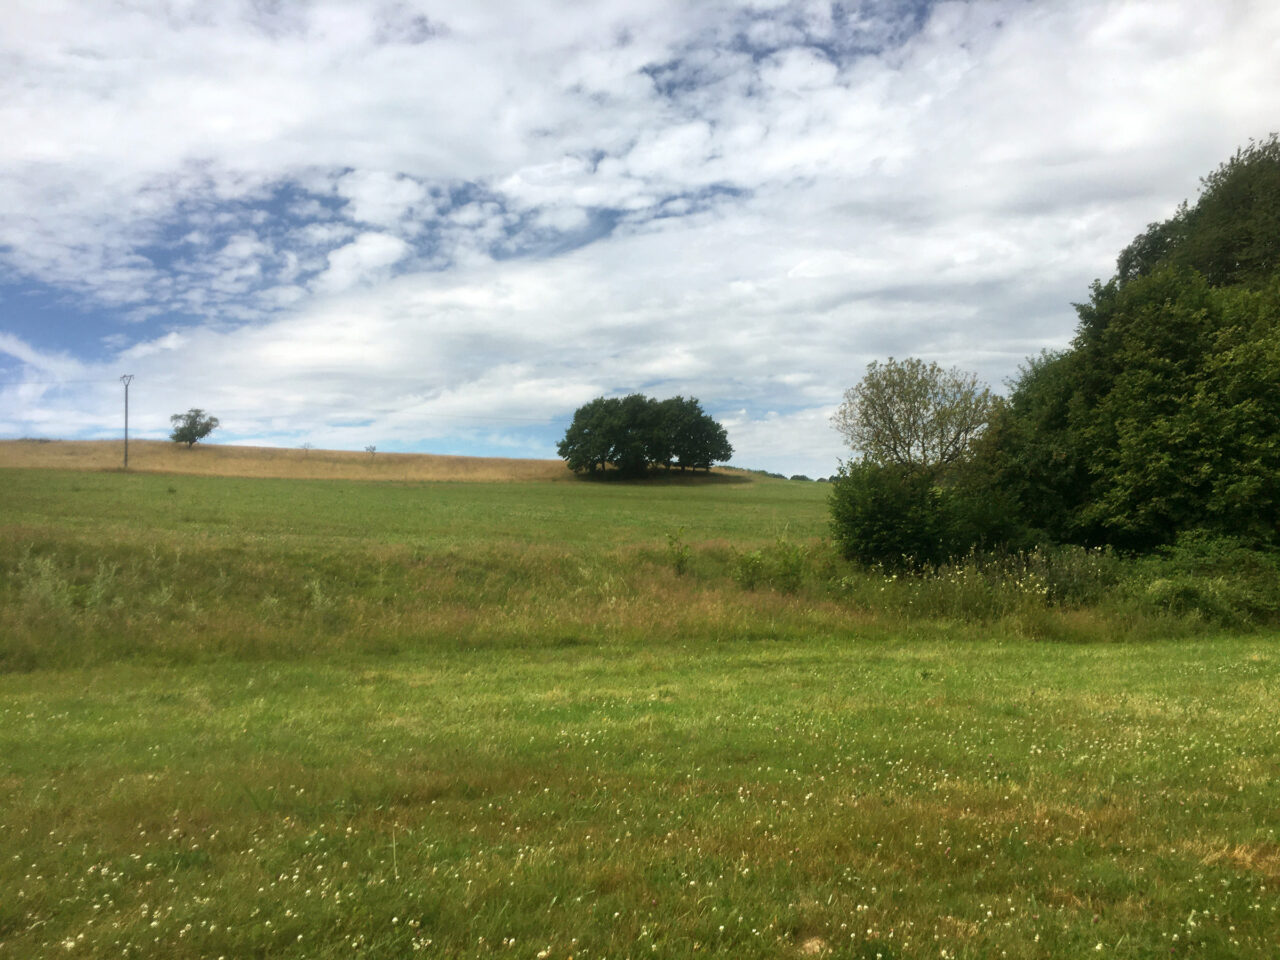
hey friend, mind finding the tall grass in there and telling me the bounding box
[4,468,1276,673]
[0,466,832,671]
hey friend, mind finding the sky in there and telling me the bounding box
[2,0,1278,478]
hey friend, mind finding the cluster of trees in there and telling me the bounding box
[832,136,1280,566]
[558,394,732,477]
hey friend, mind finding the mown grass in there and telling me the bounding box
[2,463,1278,958]
[0,466,822,548]
[4,640,1278,959]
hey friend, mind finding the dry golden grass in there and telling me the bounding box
[1191,841,1280,879]
[0,438,757,484]
[0,438,576,482]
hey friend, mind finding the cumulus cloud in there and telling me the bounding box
[315,232,411,292]
[335,170,432,229]
[2,0,1279,475]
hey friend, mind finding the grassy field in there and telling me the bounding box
[2,452,1278,958]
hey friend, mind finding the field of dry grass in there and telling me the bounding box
[0,438,580,483]
[0,439,756,484]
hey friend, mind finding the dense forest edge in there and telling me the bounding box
[829,136,1280,626]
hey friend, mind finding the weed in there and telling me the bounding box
[733,548,767,589]
[84,560,119,609]
[731,538,808,593]
[770,536,806,593]
[306,578,333,611]
[17,549,74,609]
[666,528,691,575]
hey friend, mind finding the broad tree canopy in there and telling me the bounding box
[558,394,732,476]
[169,408,219,447]
[831,358,998,472]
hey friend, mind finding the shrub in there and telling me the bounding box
[732,549,767,590]
[1126,531,1280,625]
[829,462,949,569]
[731,538,808,593]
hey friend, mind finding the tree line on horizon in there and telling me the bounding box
[831,135,1280,566]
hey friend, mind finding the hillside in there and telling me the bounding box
[0,438,577,483]
[0,439,767,484]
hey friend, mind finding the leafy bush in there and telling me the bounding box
[829,461,949,569]
[732,549,767,590]
[1138,576,1245,625]
[1126,531,1280,625]
[828,457,1031,570]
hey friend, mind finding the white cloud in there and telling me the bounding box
[2,0,1280,475]
[314,232,411,292]
[119,331,185,361]
[335,170,431,229]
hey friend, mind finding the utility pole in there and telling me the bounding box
[120,374,134,469]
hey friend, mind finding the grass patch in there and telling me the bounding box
[2,461,1278,957]
[3,640,1278,958]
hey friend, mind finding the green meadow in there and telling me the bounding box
[2,465,1278,959]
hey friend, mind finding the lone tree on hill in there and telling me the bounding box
[558,394,732,477]
[169,408,219,447]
